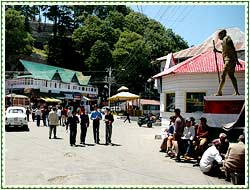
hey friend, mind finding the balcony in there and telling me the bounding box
[5,78,98,95]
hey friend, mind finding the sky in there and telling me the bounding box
[130,5,245,46]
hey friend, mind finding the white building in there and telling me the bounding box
[153,50,245,127]
[5,60,98,104]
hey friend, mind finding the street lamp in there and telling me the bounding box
[10,84,13,106]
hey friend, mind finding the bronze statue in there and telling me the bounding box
[214,29,242,96]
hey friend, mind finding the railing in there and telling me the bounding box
[5,78,98,95]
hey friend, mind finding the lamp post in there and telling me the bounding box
[10,84,13,106]
[107,67,125,107]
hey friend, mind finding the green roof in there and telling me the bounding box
[19,60,90,85]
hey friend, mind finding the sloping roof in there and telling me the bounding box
[153,50,245,79]
[108,91,140,102]
[117,86,129,92]
[173,27,245,59]
[19,60,90,85]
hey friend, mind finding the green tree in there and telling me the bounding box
[86,40,112,77]
[112,31,151,93]
[5,8,34,71]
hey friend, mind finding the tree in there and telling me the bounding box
[5,8,34,71]
[86,40,112,78]
[112,31,151,93]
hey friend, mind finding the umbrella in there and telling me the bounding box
[108,91,140,102]
[117,86,129,92]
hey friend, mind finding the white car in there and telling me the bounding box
[5,106,29,131]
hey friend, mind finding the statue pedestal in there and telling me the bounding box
[204,95,244,114]
[202,95,244,129]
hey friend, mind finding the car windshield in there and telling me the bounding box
[8,109,24,114]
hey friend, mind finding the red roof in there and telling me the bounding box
[153,50,245,79]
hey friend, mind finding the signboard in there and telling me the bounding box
[64,93,73,99]
[73,92,81,100]
[40,88,48,93]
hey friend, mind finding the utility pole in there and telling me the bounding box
[108,67,112,107]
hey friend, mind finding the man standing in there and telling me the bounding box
[48,107,59,139]
[66,110,79,146]
[214,29,242,96]
[90,105,102,144]
[105,108,114,145]
[57,107,62,126]
[173,108,185,162]
[80,107,89,145]
[35,107,42,127]
[26,107,30,122]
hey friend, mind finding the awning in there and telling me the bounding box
[108,91,140,102]
[82,96,90,101]
[41,97,62,103]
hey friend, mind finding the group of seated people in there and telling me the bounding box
[159,108,245,184]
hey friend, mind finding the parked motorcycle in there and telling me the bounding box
[137,113,154,127]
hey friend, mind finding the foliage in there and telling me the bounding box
[5,8,34,71]
[6,5,189,98]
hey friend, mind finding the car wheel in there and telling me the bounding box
[24,125,29,132]
[5,125,10,132]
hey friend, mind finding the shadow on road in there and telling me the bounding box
[111,143,122,146]
[84,143,95,146]
[53,137,63,140]
[75,144,85,147]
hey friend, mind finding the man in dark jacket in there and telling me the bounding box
[105,108,114,145]
[80,107,89,145]
[66,110,79,146]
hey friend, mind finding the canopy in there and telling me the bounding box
[108,91,140,102]
[6,94,29,99]
[117,86,129,92]
[41,97,62,103]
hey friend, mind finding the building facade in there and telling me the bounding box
[5,60,98,107]
[153,50,245,127]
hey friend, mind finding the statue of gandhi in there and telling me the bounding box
[214,29,242,96]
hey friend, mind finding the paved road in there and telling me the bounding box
[4,115,231,187]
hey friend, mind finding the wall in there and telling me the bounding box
[159,71,245,126]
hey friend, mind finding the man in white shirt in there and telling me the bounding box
[56,107,62,126]
[199,141,223,176]
[181,118,196,160]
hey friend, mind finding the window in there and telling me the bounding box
[166,93,175,112]
[82,87,85,91]
[68,84,70,89]
[55,83,57,88]
[186,92,206,113]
